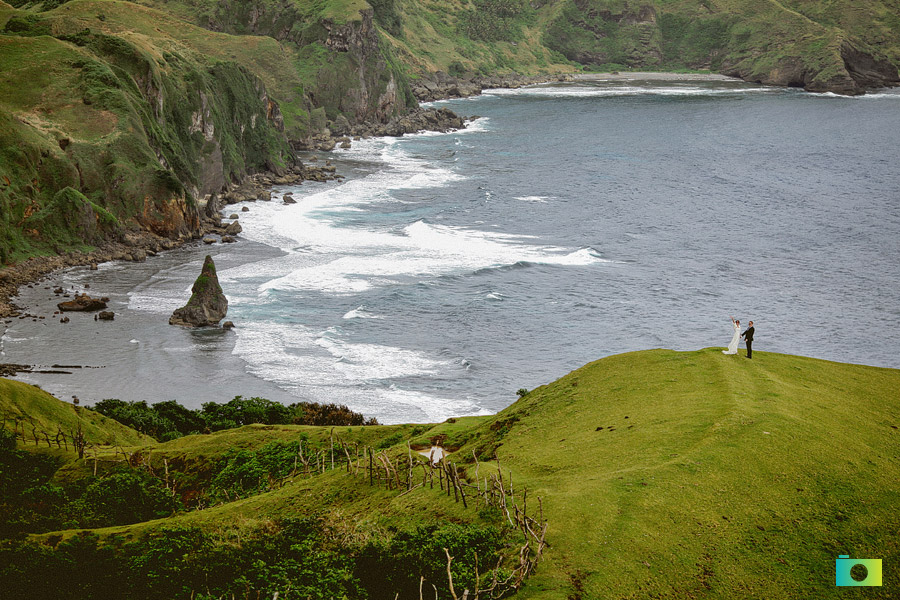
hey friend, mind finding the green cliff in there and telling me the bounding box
[1,0,898,264]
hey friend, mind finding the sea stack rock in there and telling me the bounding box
[168,255,228,327]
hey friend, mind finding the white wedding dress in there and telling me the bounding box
[722,322,740,354]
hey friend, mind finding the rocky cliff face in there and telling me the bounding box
[184,0,416,133]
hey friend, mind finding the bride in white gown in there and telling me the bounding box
[722,316,740,354]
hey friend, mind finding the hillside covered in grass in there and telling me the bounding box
[2,348,898,598]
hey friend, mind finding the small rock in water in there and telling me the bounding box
[98,311,115,321]
[203,237,217,245]
[223,321,235,329]
[58,293,107,312]
[241,206,249,212]
[229,213,239,220]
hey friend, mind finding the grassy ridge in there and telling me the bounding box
[4,348,898,597]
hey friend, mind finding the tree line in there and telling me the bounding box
[92,395,378,441]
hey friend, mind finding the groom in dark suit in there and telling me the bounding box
[741,321,755,359]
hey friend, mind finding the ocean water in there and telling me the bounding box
[4,78,900,423]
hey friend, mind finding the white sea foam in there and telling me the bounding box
[514,195,550,203]
[372,386,491,424]
[127,292,184,313]
[316,334,451,380]
[230,320,481,423]
[254,220,606,294]
[343,306,382,319]
[812,90,900,100]
[233,133,608,296]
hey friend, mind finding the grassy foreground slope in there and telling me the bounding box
[466,348,900,598]
[7,348,898,598]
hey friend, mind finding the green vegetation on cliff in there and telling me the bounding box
[2,0,898,267]
[0,0,299,262]
[2,349,898,598]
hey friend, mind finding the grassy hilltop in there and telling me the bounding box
[2,348,898,598]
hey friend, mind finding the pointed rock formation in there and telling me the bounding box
[169,255,228,327]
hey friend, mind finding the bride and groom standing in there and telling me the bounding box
[723,316,754,358]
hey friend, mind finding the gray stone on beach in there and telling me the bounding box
[224,220,242,236]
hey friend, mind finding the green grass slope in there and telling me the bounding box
[0,377,152,447]
[13,349,898,598]
[459,348,900,598]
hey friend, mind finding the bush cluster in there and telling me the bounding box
[0,514,510,600]
[0,430,179,537]
[93,395,378,441]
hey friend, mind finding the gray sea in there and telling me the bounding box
[4,77,900,423]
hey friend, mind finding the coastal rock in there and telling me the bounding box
[58,293,107,312]
[203,237,217,244]
[241,206,250,212]
[221,235,236,243]
[98,311,115,321]
[283,196,297,205]
[223,321,235,329]
[169,255,228,327]
[224,221,242,236]
[228,213,239,220]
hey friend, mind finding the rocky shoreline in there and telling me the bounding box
[0,75,565,320]
[0,160,344,320]
[0,101,478,320]
[0,73,566,321]
[296,74,576,152]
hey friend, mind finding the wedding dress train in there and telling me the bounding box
[722,322,740,354]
